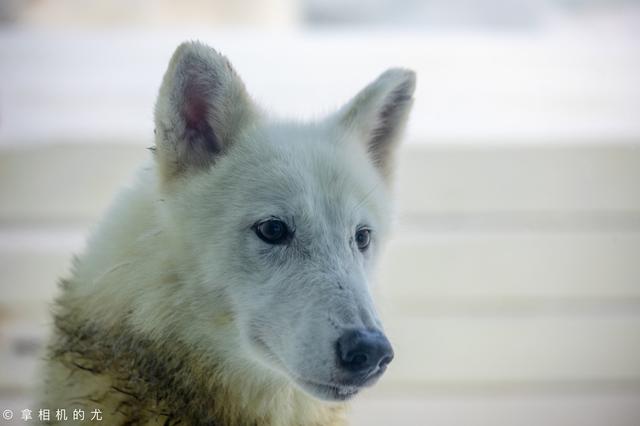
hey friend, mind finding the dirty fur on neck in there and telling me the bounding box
[43,284,346,426]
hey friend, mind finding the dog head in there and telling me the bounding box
[154,42,415,401]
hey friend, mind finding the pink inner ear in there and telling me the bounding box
[182,83,209,129]
[179,80,220,156]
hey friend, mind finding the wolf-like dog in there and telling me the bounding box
[41,41,415,425]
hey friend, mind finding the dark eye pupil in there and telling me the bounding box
[265,221,281,237]
[256,219,288,244]
[356,229,370,250]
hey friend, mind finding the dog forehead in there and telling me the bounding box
[224,122,387,220]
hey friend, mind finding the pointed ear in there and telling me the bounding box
[336,69,416,179]
[154,41,255,182]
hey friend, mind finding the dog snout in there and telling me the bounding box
[336,329,394,376]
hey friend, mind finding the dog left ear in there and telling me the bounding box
[154,41,256,183]
[336,69,416,179]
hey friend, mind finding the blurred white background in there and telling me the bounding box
[1,1,640,425]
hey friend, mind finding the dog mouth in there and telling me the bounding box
[297,378,360,401]
[251,334,379,401]
[296,365,388,401]
[295,357,391,402]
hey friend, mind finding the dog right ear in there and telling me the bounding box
[153,41,255,182]
[334,69,415,181]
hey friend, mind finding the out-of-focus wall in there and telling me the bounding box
[0,0,300,28]
[1,1,640,425]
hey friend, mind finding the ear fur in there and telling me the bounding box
[337,69,416,179]
[154,41,255,182]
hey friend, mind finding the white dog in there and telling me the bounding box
[42,41,415,426]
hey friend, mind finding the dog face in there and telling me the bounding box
[154,42,415,401]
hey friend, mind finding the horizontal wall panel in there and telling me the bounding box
[0,250,71,306]
[377,233,640,312]
[0,320,47,391]
[383,315,640,385]
[0,145,147,224]
[350,392,640,426]
[394,145,640,215]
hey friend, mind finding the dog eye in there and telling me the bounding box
[355,228,371,251]
[254,219,290,244]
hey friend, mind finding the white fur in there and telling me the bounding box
[43,41,415,425]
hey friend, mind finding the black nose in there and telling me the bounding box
[336,329,394,374]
